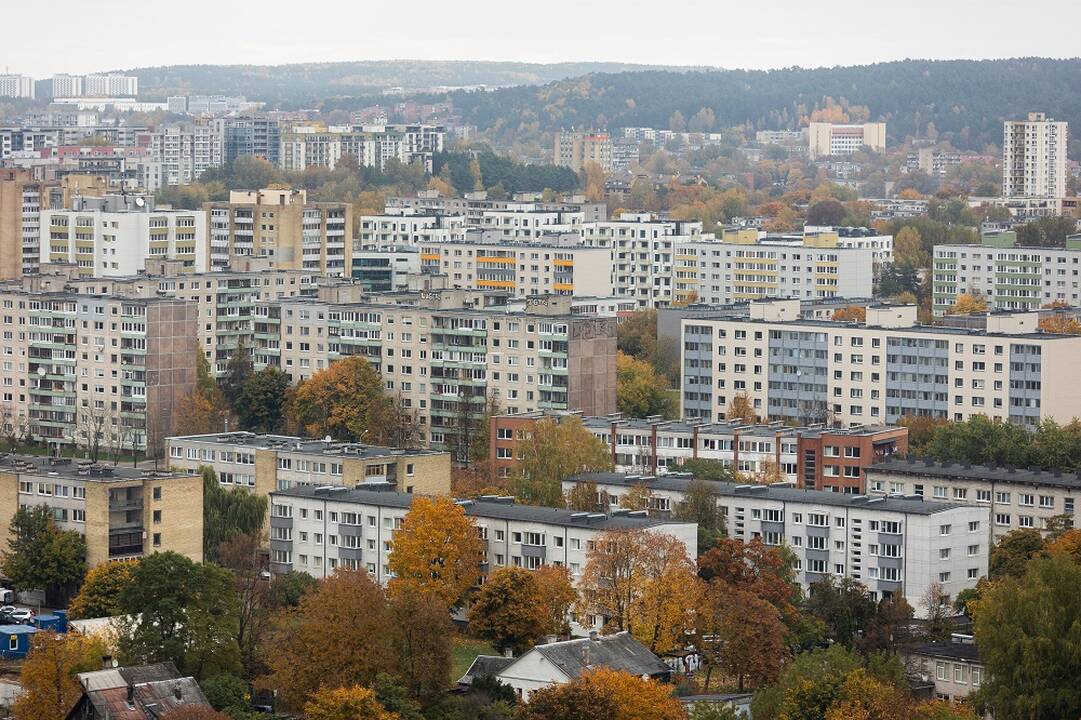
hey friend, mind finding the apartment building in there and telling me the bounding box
[41,194,206,276]
[417,240,613,297]
[1002,112,1068,199]
[385,192,607,225]
[0,277,197,452]
[808,122,887,160]
[679,298,1081,428]
[216,116,281,166]
[279,124,445,172]
[0,169,57,279]
[867,457,1081,539]
[906,148,962,178]
[904,638,984,704]
[149,121,222,187]
[203,189,352,275]
[933,232,1081,314]
[675,229,876,305]
[0,455,202,566]
[490,412,907,491]
[263,290,617,457]
[50,75,83,98]
[357,211,466,247]
[0,75,35,100]
[167,432,451,501]
[566,472,989,614]
[554,131,613,173]
[267,484,697,586]
[77,74,138,98]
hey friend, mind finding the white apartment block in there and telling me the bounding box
[280,124,445,172]
[867,458,1081,540]
[933,234,1081,314]
[82,74,138,97]
[417,241,613,297]
[358,211,466,248]
[151,122,223,186]
[386,193,607,225]
[267,485,697,589]
[565,472,989,614]
[0,75,35,100]
[51,74,84,98]
[1002,112,1067,199]
[808,122,886,160]
[680,298,1081,428]
[41,195,206,276]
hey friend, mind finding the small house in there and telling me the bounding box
[0,625,37,659]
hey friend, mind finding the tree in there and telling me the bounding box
[287,356,395,443]
[989,528,1046,580]
[469,567,546,654]
[946,293,988,315]
[236,366,291,432]
[695,582,788,691]
[532,564,578,638]
[750,645,861,720]
[893,226,929,268]
[1,505,86,603]
[201,674,250,716]
[172,387,231,436]
[676,459,735,483]
[919,583,954,641]
[68,559,136,620]
[727,393,756,423]
[221,342,254,409]
[972,555,1081,719]
[261,569,394,711]
[305,685,398,720]
[76,405,109,462]
[831,306,866,323]
[160,708,232,720]
[577,529,698,653]
[1045,528,1081,563]
[806,199,847,226]
[1038,315,1081,335]
[618,483,653,511]
[217,532,276,678]
[909,701,978,720]
[698,538,799,620]
[858,595,914,655]
[579,668,685,720]
[510,417,613,507]
[565,481,606,512]
[387,591,453,702]
[616,352,675,419]
[387,495,484,608]
[517,680,618,720]
[116,552,240,680]
[674,478,726,553]
[14,631,107,720]
[804,577,876,648]
[823,668,907,720]
[202,466,267,564]
[616,310,658,366]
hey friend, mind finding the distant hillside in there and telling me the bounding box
[120,60,705,105]
[442,58,1081,154]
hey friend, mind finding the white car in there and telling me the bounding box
[1,607,33,624]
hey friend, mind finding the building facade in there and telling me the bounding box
[808,122,886,159]
[0,75,35,99]
[904,639,984,704]
[1002,112,1068,199]
[0,455,203,566]
[566,472,989,614]
[679,299,1081,428]
[554,131,613,173]
[0,169,55,278]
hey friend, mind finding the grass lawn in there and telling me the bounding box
[450,635,498,681]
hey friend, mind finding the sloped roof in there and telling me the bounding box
[72,663,210,720]
[457,655,515,685]
[515,632,669,680]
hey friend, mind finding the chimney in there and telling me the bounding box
[101,655,112,670]
[126,683,134,705]
[503,647,514,658]
[588,629,598,640]
[173,683,182,701]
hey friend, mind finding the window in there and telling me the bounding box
[939,571,951,582]
[968,520,980,532]
[939,524,952,536]
[152,533,161,547]
[936,663,947,681]
[967,544,979,557]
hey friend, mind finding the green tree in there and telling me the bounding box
[677,458,735,483]
[116,552,241,680]
[387,590,454,702]
[1,505,86,604]
[806,199,847,226]
[673,477,726,552]
[510,417,613,506]
[616,352,676,419]
[989,528,1046,580]
[973,555,1081,719]
[236,367,290,432]
[201,674,250,716]
[616,310,658,366]
[469,567,546,654]
[287,356,395,443]
[803,577,876,648]
[202,466,267,563]
[221,342,254,409]
[750,645,861,720]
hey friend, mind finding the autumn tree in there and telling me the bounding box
[577,529,700,653]
[387,495,484,608]
[387,591,453,702]
[510,416,613,507]
[750,645,861,720]
[695,582,788,691]
[578,668,685,720]
[989,528,1046,580]
[516,679,618,720]
[804,577,876,648]
[305,685,399,720]
[727,393,757,423]
[698,538,799,619]
[674,477,726,552]
[1038,314,1081,335]
[14,631,107,720]
[946,293,988,315]
[972,555,1081,719]
[469,567,546,654]
[565,481,606,512]
[581,162,606,203]
[533,564,578,638]
[616,352,675,419]
[68,559,136,620]
[824,668,908,720]
[261,569,395,710]
[893,226,929,268]
[618,483,653,511]
[616,310,658,366]
[806,199,846,226]
[919,583,954,642]
[173,345,231,436]
[909,701,978,720]
[287,356,395,443]
[831,306,867,323]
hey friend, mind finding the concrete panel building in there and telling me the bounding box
[554,131,612,173]
[0,169,55,279]
[808,122,886,159]
[1002,112,1067,199]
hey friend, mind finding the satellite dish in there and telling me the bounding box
[134,196,145,207]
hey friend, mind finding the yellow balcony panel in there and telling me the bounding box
[553,258,574,267]
[553,283,574,291]
[477,256,517,264]
[420,253,441,261]
[477,279,515,288]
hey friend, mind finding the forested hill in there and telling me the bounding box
[442,58,1081,153]
[121,60,703,105]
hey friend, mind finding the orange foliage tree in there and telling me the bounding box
[1038,315,1081,335]
[832,306,867,323]
[287,356,395,442]
[304,685,398,720]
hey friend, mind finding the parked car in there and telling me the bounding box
[7,608,34,624]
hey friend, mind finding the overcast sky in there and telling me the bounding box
[8,0,1081,78]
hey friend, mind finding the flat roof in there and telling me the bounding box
[170,432,446,458]
[681,313,1075,340]
[908,641,980,663]
[272,485,686,530]
[576,415,900,438]
[569,472,966,515]
[0,454,184,482]
[870,457,1081,490]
